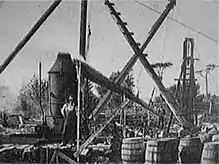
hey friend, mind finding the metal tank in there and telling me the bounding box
[47,52,77,131]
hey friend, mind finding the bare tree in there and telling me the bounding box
[16,74,48,119]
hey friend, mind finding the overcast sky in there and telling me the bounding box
[0,0,218,103]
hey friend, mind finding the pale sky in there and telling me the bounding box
[0,0,218,104]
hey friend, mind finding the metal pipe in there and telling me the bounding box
[0,0,62,75]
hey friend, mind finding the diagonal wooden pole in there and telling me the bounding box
[0,0,62,75]
[106,0,193,128]
[74,100,129,158]
[89,0,177,120]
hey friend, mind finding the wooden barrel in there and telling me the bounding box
[145,138,179,164]
[178,137,203,164]
[201,141,219,164]
[212,134,219,141]
[121,137,145,164]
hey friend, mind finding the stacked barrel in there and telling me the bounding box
[201,141,219,164]
[120,130,219,164]
[199,123,219,164]
[145,138,179,164]
[178,137,203,163]
[121,137,145,164]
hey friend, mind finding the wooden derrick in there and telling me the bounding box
[89,0,176,120]
[74,0,178,159]
[105,0,193,128]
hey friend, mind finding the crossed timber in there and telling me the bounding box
[75,0,193,158]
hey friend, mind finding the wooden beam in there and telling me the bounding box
[56,151,77,164]
[89,0,177,120]
[49,150,57,164]
[79,0,88,60]
[77,59,158,116]
[139,56,193,128]
[0,144,15,153]
[74,100,129,158]
[76,60,81,163]
[105,0,193,128]
[88,54,138,119]
[56,155,59,164]
[0,0,62,75]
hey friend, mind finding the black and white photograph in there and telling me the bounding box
[0,0,218,163]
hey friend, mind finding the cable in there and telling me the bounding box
[133,0,218,43]
[160,15,169,64]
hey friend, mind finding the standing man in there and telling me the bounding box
[61,95,77,146]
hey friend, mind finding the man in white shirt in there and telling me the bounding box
[61,95,77,146]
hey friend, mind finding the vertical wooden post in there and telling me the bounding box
[46,146,49,164]
[123,94,126,138]
[76,61,81,163]
[39,61,45,123]
[205,67,208,98]
[120,96,123,125]
[79,0,88,60]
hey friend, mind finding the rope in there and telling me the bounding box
[133,0,218,43]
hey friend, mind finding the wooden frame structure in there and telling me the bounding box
[104,0,193,128]
[75,0,190,158]
[0,0,196,162]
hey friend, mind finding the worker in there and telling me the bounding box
[60,95,77,146]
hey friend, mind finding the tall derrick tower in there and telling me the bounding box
[180,38,196,124]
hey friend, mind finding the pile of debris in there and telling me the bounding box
[197,123,219,143]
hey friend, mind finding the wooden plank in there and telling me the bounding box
[1,136,38,145]
[49,150,57,164]
[0,144,15,153]
[46,147,49,164]
[56,151,77,164]
[56,155,59,164]
[74,101,129,158]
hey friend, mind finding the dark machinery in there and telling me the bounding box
[47,52,77,133]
